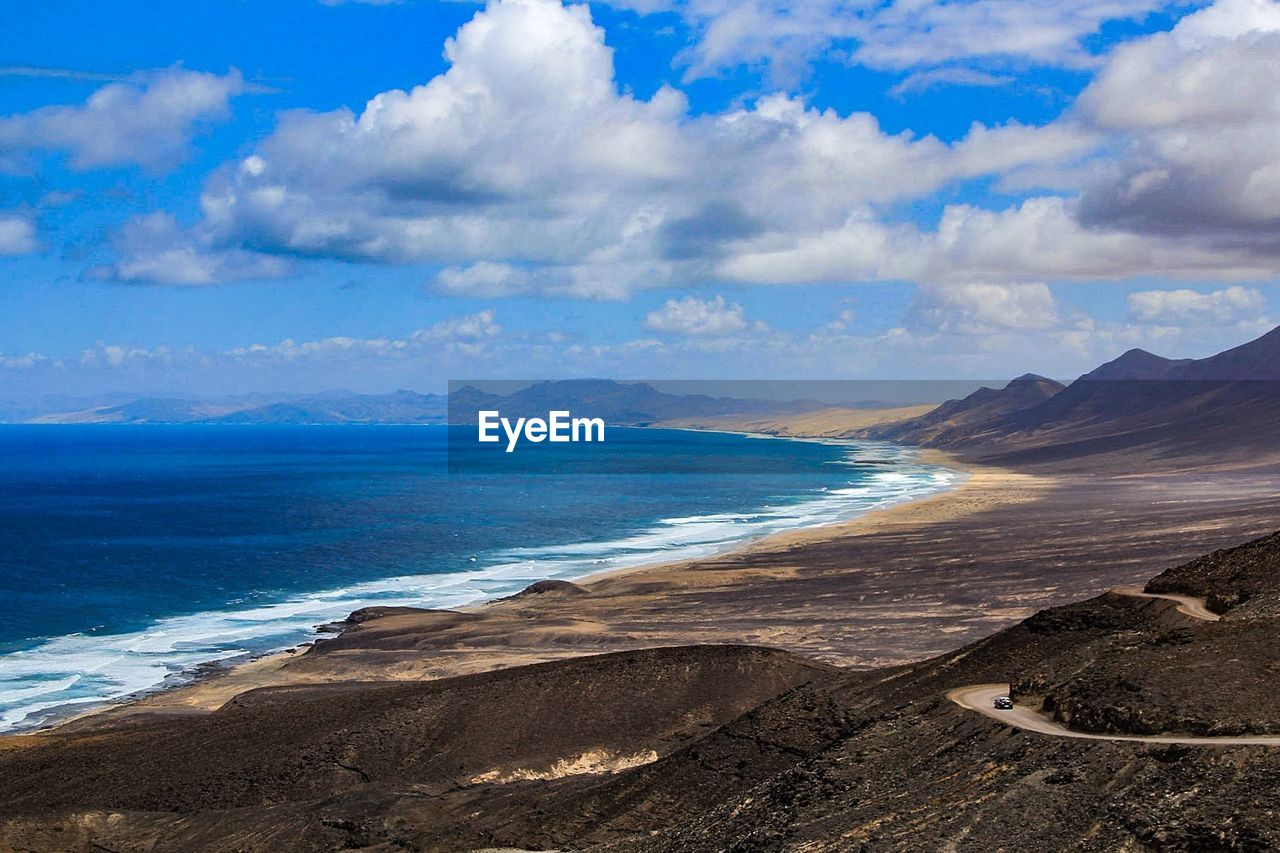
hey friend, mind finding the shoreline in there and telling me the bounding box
[14,443,1280,741]
[6,437,983,736]
[9,456,1280,850]
[544,446,988,586]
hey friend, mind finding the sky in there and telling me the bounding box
[2,0,1280,399]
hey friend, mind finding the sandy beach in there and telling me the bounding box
[36,438,1280,734]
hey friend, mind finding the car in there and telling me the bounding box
[993,696,1014,710]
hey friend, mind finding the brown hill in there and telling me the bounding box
[0,646,837,850]
[5,531,1280,850]
[868,373,1064,446]
[893,327,1280,465]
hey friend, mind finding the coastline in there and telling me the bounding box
[23,446,1034,733]
[13,440,1280,748]
[1,428,946,735]
[11,454,1280,851]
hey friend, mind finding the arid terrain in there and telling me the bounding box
[5,331,1280,851]
[655,403,938,438]
[3,477,1280,851]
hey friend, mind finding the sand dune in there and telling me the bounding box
[656,403,937,437]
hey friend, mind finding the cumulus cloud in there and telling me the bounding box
[94,212,291,285]
[0,351,49,369]
[849,0,1169,72]
[19,311,511,391]
[412,309,503,348]
[602,0,1173,83]
[643,294,755,336]
[434,263,537,297]
[906,282,1062,335]
[0,68,252,172]
[0,214,37,255]
[717,195,1280,285]
[144,0,1091,294]
[1128,286,1268,325]
[225,311,504,364]
[9,290,1276,397]
[1075,0,1280,243]
[89,0,1280,293]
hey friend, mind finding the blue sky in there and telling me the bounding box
[2,0,1280,399]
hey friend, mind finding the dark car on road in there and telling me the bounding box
[993,696,1014,710]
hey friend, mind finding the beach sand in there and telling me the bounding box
[655,404,937,437]
[39,444,1280,733]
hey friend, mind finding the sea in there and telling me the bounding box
[0,424,958,732]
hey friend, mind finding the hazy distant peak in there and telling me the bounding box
[1083,325,1280,382]
[1082,348,1187,381]
[1007,373,1063,390]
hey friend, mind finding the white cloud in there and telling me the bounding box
[9,288,1277,395]
[434,262,536,297]
[197,0,689,272]
[601,0,1174,83]
[889,67,1015,98]
[412,309,503,345]
[718,194,1280,286]
[89,0,1280,295]
[907,282,1062,335]
[179,311,505,367]
[154,0,1092,295]
[0,68,251,172]
[95,212,291,285]
[1128,286,1268,325]
[1075,0,1280,240]
[0,214,37,255]
[644,294,754,336]
[826,307,855,330]
[0,351,49,369]
[850,0,1169,72]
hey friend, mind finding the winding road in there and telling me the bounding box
[948,588,1280,746]
[1111,585,1220,621]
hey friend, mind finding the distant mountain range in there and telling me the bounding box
[867,374,1066,447]
[22,390,450,425]
[13,381,829,426]
[13,327,1280,465]
[868,326,1280,463]
[447,380,828,425]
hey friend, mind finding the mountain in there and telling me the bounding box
[6,530,1280,849]
[28,397,248,424]
[868,373,1065,446]
[447,380,827,425]
[903,326,1280,462]
[1107,325,1280,382]
[17,381,827,426]
[211,390,447,424]
[27,391,448,425]
[1080,347,1191,380]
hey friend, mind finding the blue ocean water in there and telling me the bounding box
[0,425,957,731]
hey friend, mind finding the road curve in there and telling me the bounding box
[948,685,1280,746]
[1111,586,1220,621]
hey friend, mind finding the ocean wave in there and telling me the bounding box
[0,441,958,732]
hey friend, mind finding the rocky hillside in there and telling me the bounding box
[866,373,1064,446]
[3,530,1279,851]
[881,326,1280,465]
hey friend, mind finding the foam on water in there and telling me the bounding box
[0,440,958,732]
